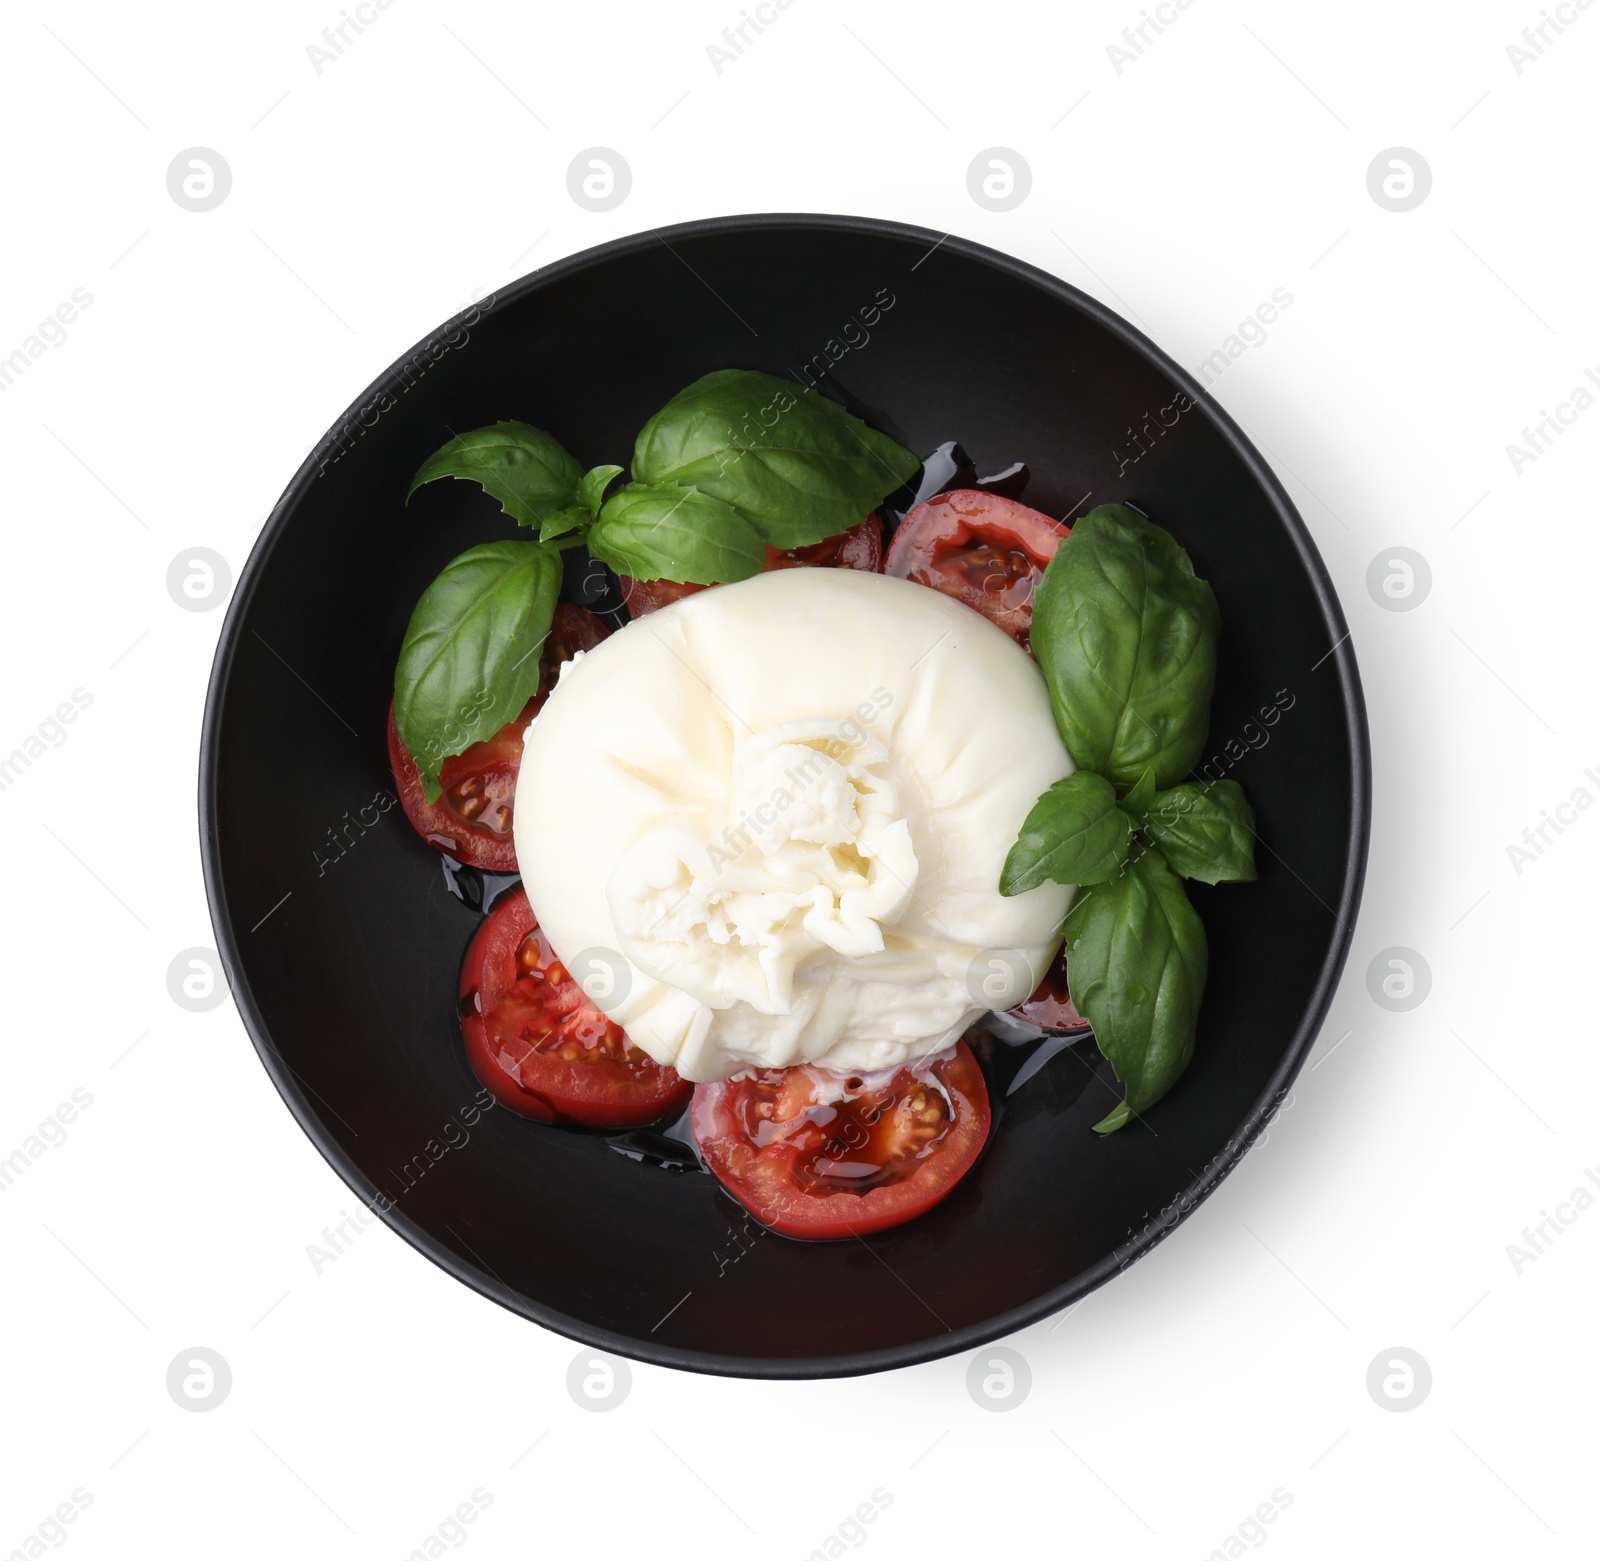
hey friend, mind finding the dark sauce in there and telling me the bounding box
[881,440,1033,532]
[994,1029,1087,1099]
[438,854,522,915]
[561,536,630,632]
[965,1021,1098,1133]
[606,1104,705,1173]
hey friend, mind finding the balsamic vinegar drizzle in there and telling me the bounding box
[880,439,1032,528]
[438,853,521,915]
[607,1105,705,1175]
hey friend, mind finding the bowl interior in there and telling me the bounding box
[203,215,1366,1377]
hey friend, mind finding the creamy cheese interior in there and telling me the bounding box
[514,568,1073,1082]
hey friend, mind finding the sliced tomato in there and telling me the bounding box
[883,490,1070,649]
[458,885,690,1128]
[766,514,883,574]
[615,573,703,618]
[1007,946,1091,1034]
[618,515,883,618]
[388,603,610,870]
[690,1042,990,1239]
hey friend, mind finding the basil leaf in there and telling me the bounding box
[407,422,583,528]
[1062,850,1208,1133]
[1119,767,1157,817]
[1139,780,1257,884]
[631,369,920,549]
[587,482,764,585]
[393,541,560,801]
[1000,772,1132,895]
[1031,504,1221,788]
[538,504,589,543]
[578,463,624,518]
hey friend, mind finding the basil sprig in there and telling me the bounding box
[632,369,920,549]
[1000,773,1132,895]
[1002,505,1256,1133]
[587,483,765,585]
[407,422,585,530]
[393,371,918,790]
[393,541,560,801]
[1060,849,1208,1134]
[1032,504,1220,788]
[1132,779,1256,885]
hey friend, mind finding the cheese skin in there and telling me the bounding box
[514,568,1073,1082]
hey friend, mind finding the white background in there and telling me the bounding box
[2,0,1596,1556]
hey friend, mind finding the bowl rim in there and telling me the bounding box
[199,210,1371,1380]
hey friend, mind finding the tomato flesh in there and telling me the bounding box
[882,490,1070,649]
[765,515,883,574]
[459,886,690,1128]
[618,515,883,618]
[389,603,610,869]
[691,1042,990,1238]
[1007,946,1091,1034]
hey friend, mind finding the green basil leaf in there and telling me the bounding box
[538,504,589,543]
[1031,504,1221,788]
[393,541,560,801]
[631,369,920,549]
[578,463,624,518]
[407,422,583,528]
[1000,772,1132,895]
[587,482,765,585]
[1139,780,1257,884]
[1062,850,1208,1133]
[1119,767,1157,817]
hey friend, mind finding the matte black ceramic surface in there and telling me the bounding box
[200,214,1368,1378]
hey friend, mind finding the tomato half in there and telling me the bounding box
[1006,947,1091,1034]
[618,515,883,618]
[458,886,690,1128]
[766,514,883,574]
[388,603,610,870]
[882,490,1070,649]
[690,1042,990,1239]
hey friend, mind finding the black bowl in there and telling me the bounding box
[200,213,1368,1379]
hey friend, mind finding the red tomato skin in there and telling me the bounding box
[690,1042,991,1240]
[389,603,609,870]
[618,515,883,618]
[388,703,521,871]
[882,490,1070,647]
[459,887,691,1129]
